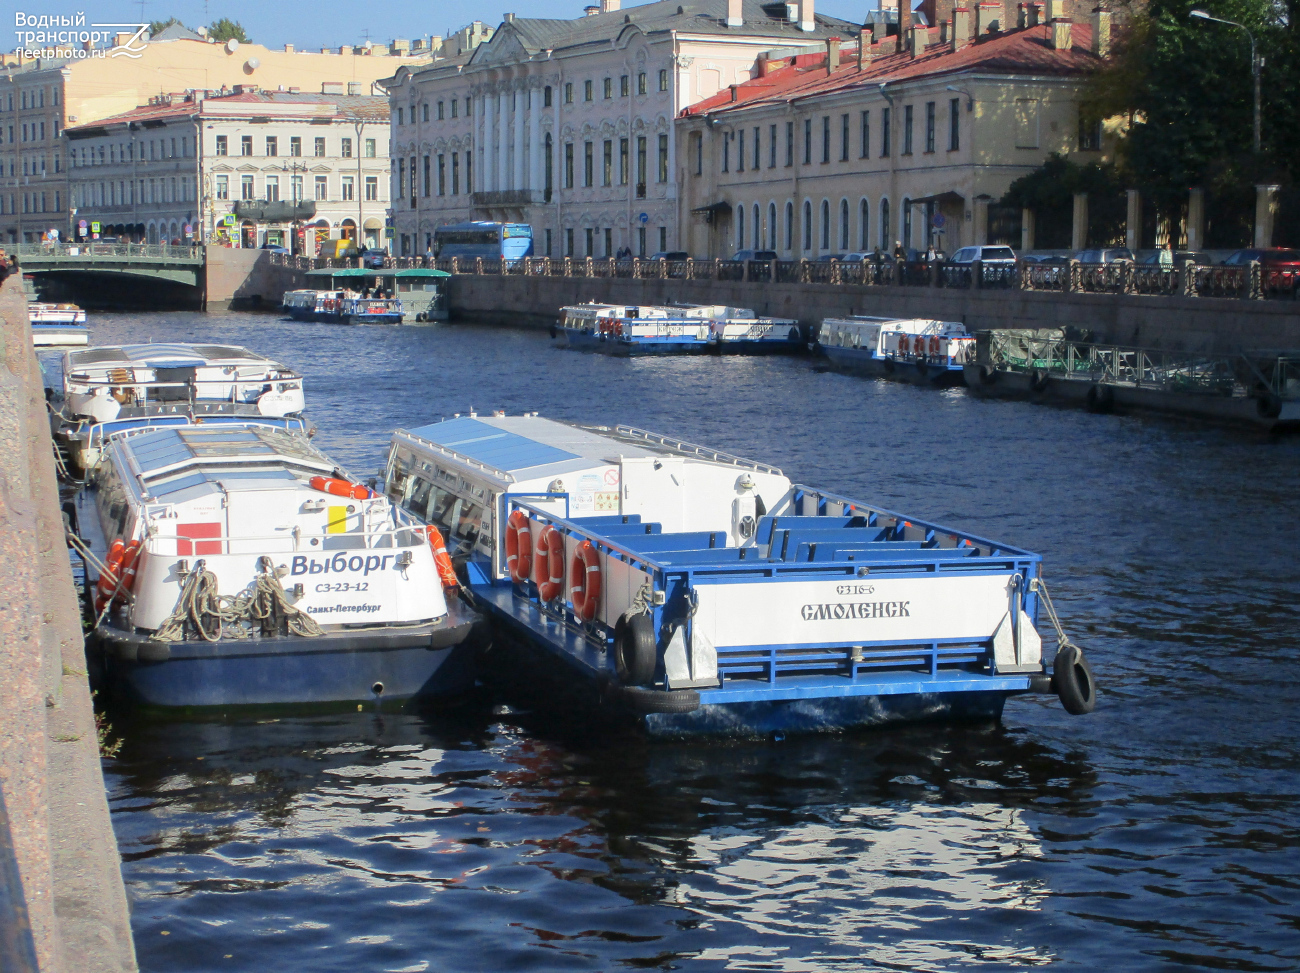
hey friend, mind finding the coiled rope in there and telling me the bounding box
[152,557,324,643]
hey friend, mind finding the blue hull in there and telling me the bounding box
[821,346,965,387]
[559,328,712,356]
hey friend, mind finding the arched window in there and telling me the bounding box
[753,203,760,249]
[737,203,745,249]
[839,199,849,250]
[880,197,890,249]
[785,201,794,251]
[768,202,777,251]
[902,197,912,251]
[803,200,812,251]
[860,199,870,250]
[820,199,830,251]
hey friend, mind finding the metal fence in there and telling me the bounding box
[14,241,203,262]
[265,251,1292,302]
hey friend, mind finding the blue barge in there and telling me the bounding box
[818,316,975,387]
[384,415,1095,738]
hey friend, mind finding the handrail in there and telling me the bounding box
[614,425,783,475]
[392,428,518,484]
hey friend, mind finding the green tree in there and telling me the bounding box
[208,18,251,44]
[148,16,187,35]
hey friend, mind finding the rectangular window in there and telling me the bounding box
[881,107,891,156]
[1078,114,1100,151]
[565,227,574,257]
[266,136,277,157]
[215,174,228,199]
[620,75,629,97]
[365,176,378,201]
[584,140,593,187]
[342,175,354,201]
[821,116,830,163]
[215,134,227,156]
[240,135,252,156]
[903,105,913,154]
[769,124,777,168]
[314,137,325,157]
[423,155,431,196]
[438,155,446,195]
[290,136,301,156]
[292,175,303,201]
[584,80,593,101]
[860,110,870,158]
[619,138,629,185]
[722,132,729,173]
[603,140,612,186]
[240,174,254,199]
[950,99,961,150]
[341,137,353,158]
[564,82,573,104]
[437,101,445,120]
[803,118,812,164]
[466,98,473,116]
[638,72,647,95]
[841,113,849,161]
[451,99,459,117]
[265,175,279,201]
[738,129,745,172]
[545,228,553,256]
[658,69,668,91]
[753,126,760,169]
[397,107,404,125]
[658,134,668,182]
[603,77,612,99]
[565,142,574,189]
[465,151,472,191]
[452,153,460,194]
[786,121,794,166]
[636,136,646,197]
[925,101,936,153]
[585,227,594,256]
[365,138,376,158]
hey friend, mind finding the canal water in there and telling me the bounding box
[78,311,1300,972]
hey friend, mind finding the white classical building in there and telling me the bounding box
[381,0,854,258]
[65,88,390,251]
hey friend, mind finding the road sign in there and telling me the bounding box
[91,221,100,233]
[78,219,87,229]
[638,212,648,224]
[932,213,946,229]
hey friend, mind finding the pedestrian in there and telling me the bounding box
[1158,241,1174,268]
[892,240,905,262]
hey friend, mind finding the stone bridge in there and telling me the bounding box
[15,242,205,289]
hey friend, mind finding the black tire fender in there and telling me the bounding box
[617,685,701,714]
[614,612,657,687]
[1053,645,1096,715]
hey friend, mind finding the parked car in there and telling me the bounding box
[648,251,690,261]
[841,252,875,263]
[1222,248,1300,296]
[1074,247,1134,264]
[949,245,1017,266]
[733,249,778,262]
[260,245,290,255]
[361,248,389,269]
[815,253,847,262]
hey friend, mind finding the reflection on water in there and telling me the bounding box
[83,310,1300,972]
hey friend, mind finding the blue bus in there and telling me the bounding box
[434,222,533,261]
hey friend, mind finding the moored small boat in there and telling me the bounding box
[29,301,89,346]
[818,316,974,387]
[383,413,1096,738]
[49,342,309,474]
[74,423,478,708]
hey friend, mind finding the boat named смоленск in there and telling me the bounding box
[817,316,974,387]
[48,343,310,474]
[74,423,478,708]
[556,302,802,355]
[383,413,1096,738]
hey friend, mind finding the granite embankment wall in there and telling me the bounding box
[0,273,137,973]
[248,262,1300,352]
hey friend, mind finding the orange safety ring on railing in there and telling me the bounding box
[308,476,372,500]
[928,335,941,356]
[505,510,533,584]
[569,540,602,622]
[425,525,459,589]
[95,538,142,614]
[537,525,566,602]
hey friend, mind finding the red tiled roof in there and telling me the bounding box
[681,23,1099,117]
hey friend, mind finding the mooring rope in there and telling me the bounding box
[151,557,324,643]
[1032,576,1082,656]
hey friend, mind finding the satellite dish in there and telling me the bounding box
[225,38,240,54]
[244,57,260,70]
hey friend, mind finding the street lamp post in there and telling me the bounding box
[1189,9,1262,155]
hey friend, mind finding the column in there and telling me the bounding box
[973,197,989,245]
[1254,184,1279,249]
[528,86,542,192]
[482,94,495,192]
[1187,187,1204,251]
[497,92,508,192]
[1125,189,1140,250]
[514,87,526,191]
[1021,207,1035,252]
[1071,192,1087,252]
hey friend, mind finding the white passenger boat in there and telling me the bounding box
[75,423,478,708]
[555,303,802,355]
[818,316,974,386]
[29,302,89,346]
[383,414,1096,738]
[48,343,309,474]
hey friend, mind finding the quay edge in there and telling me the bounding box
[0,272,137,973]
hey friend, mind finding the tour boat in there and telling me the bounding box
[75,423,478,708]
[29,302,89,346]
[320,295,404,325]
[49,343,309,474]
[555,303,802,355]
[383,413,1096,738]
[282,289,336,321]
[818,316,974,387]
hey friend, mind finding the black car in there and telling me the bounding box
[648,251,689,261]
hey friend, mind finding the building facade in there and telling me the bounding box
[65,90,390,251]
[678,8,1114,258]
[382,0,854,259]
[0,32,428,243]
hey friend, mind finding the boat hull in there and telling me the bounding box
[89,599,481,708]
[559,327,712,356]
[823,346,965,387]
[32,325,90,346]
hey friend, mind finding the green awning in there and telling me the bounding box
[392,268,451,278]
[305,268,373,278]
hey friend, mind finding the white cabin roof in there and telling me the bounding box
[66,343,278,370]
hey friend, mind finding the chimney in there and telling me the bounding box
[1024,2,1039,26]
[1091,8,1111,55]
[340,45,353,55]
[757,52,770,76]
[600,0,621,11]
[798,0,815,32]
[857,28,871,67]
[727,0,743,26]
[284,43,295,53]
[911,26,929,55]
[729,84,739,102]
[826,36,840,72]
[897,0,911,51]
[503,12,515,22]
[975,2,1000,34]
[871,18,885,46]
[584,5,600,15]
[1051,17,1072,48]
[952,6,972,46]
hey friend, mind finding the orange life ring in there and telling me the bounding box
[928,335,941,355]
[537,526,566,602]
[901,335,913,355]
[569,540,602,622]
[425,525,459,589]
[308,475,372,500]
[505,510,533,584]
[95,538,141,614]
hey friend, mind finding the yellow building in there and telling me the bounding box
[0,31,429,242]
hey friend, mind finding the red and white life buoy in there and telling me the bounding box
[928,335,941,356]
[569,541,602,622]
[505,510,533,584]
[537,526,566,602]
[308,475,372,500]
[425,525,459,589]
[95,538,142,614]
